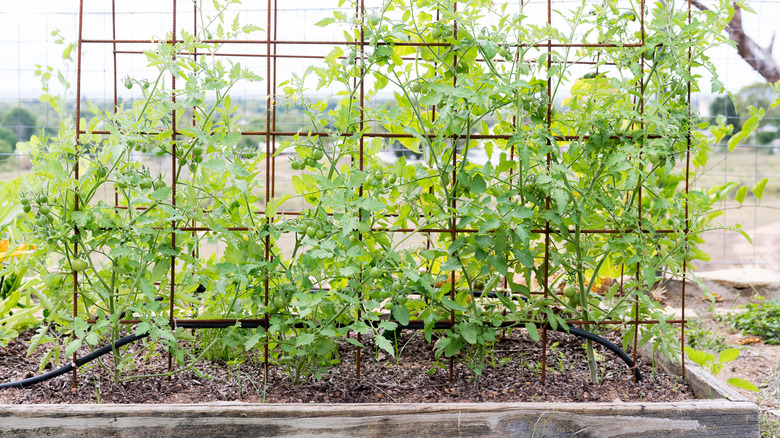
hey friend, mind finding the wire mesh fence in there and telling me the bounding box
[2,0,775,392]
[3,1,779,270]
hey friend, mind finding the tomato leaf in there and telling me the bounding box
[459,322,478,344]
[525,322,539,342]
[718,348,739,364]
[392,304,410,326]
[441,296,468,312]
[726,377,759,392]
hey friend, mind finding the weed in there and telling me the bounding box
[686,318,728,352]
[685,346,759,394]
[760,410,780,438]
[724,299,780,344]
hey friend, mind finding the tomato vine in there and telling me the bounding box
[15,0,760,387]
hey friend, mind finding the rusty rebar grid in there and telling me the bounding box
[68,0,689,391]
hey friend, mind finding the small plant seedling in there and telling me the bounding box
[685,346,759,393]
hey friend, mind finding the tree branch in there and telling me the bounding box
[691,0,780,83]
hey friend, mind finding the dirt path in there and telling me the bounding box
[662,268,780,435]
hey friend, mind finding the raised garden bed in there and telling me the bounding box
[0,331,759,437]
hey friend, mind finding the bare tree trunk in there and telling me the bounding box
[691,0,780,83]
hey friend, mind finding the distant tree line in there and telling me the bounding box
[0,107,38,159]
[710,82,780,146]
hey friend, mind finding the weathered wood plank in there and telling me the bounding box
[0,401,759,438]
[0,345,759,437]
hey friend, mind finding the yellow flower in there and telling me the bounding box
[0,239,36,263]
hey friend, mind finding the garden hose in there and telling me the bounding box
[0,332,149,389]
[0,292,641,388]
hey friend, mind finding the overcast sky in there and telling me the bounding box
[1,0,778,103]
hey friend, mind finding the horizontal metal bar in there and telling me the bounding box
[96,223,679,235]
[79,129,662,142]
[84,38,642,48]
[112,50,618,66]
[86,317,686,328]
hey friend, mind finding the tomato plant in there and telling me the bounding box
[14,0,761,387]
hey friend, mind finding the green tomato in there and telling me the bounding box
[192,155,203,163]
[312,149,324,160]
[192,146,203,156]
[563,284,577,299]
[306,226,316,238]
[369,267,382,279]
[72,259,89,272]
[431,27,442,40]
[96,167,108,178]
[153,179,166,190]
[411,81,423,93]
[37,195,48,204]
[273,296,287,309]
[23,205,32,213]
[387,174,397,185]
[499,47,512,61]
[140,178,153,190]
[315,229,326,240]
[39,206,50,215]
[125,81,133,90]
[647,153,661,165]
[305,157,316,167]
[20,197,29,205]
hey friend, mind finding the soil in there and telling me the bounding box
[0,328,693,404]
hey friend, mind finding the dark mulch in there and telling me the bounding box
[0,328,694,404]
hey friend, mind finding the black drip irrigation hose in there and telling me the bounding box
[566,325,641,381]
[0,318,640,389]
[0,332,149,389]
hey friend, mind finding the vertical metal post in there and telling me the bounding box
[682,0,693,380]
[356,0,366,381]
[541,0,553,385]
[72,0,86,391]
[168,0,178,378]
[448,0,459,383]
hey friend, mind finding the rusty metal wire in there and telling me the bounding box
[70,0,689,389]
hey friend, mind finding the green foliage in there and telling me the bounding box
[709,95,741,137]
[0,127,17,158]
[15,0,744,385]
[685,319,727,353]
[1,108,38,143]
[685,346,759,392]
[725,300,780,345]
[0,272,41,347]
